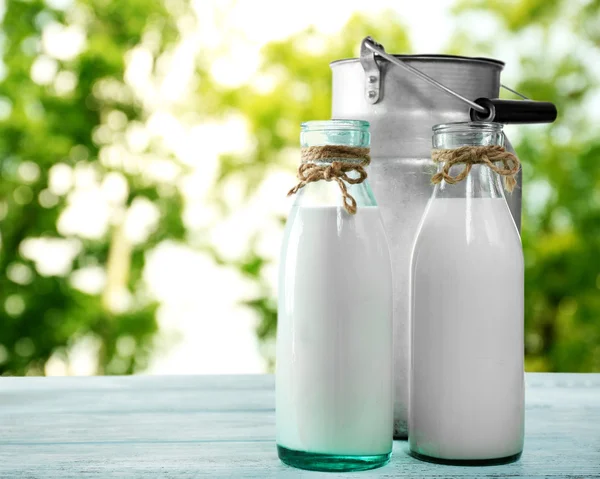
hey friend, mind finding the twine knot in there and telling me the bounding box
[287,145,371,215]
[431,145,520,192]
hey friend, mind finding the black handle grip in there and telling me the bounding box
[470,98,558,124]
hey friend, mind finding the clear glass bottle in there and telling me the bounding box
[276,120,393,472]
[409,122,524,465]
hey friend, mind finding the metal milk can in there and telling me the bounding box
[330,37,557,438]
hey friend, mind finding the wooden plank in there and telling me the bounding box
[1,440,599,478]
[0,373,598,478]
[1,386,274,414]
[0,410,274,444]
[0,374,275,392]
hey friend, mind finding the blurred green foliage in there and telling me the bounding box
[0,0,188,375]
[0,0,597,375]
[449,0,600,371]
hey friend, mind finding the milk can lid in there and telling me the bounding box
[330,53,504,68]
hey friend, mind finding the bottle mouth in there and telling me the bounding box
[301,119,370,131]
[432,121,503,133]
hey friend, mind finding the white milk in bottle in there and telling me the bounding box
[276,120,393,472]
[409,122,525,464]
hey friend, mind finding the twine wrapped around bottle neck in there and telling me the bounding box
[431,145,521,192]
[287,145,371,215]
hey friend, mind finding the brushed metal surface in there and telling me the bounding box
[361,40,489,114]
[331,55,522,439]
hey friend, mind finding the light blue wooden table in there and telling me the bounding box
[1,373,599,478]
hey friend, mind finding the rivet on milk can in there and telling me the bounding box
[330,36,557,438]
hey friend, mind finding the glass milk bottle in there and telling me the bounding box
[276,120,393,472]
[409,122,525,465]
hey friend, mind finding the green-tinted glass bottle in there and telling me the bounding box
[276,120,393,472]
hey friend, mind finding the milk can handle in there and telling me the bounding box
[361,37,557,124]
[469,98,557,124]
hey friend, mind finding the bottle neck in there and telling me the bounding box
[295,120,376,210]
[432,122,506,200]
[295,158,377,209]
[434,163,505,199]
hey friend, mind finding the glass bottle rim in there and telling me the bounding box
[301,119,370,131]
[432,121,503,134]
